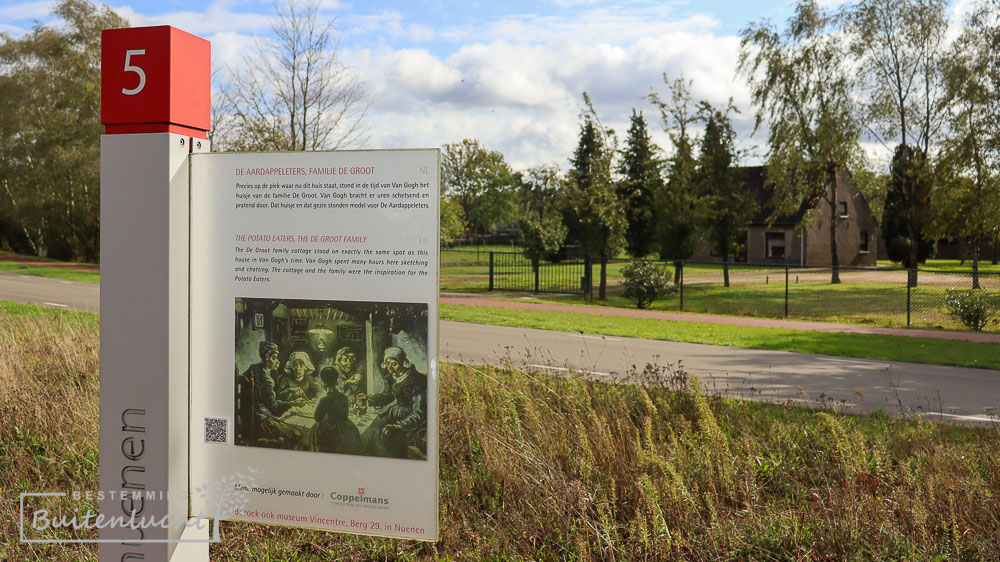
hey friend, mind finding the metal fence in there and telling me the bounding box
[475,250,1000,331]
[489,251,588,294]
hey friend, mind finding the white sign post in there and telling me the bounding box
[99,26,211,561]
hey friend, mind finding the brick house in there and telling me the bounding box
[695,166,880,266]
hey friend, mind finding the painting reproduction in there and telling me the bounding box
[233,297,429,461]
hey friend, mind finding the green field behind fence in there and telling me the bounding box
[441,249,1000,333]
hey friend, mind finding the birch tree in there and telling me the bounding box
[739,0,863,284]
[935,0,1000,287]
[0,0,126,261]
[843,0,948,281]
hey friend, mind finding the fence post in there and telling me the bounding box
[679,261,684,311]
[906,268,912,327]
[785,265,789,318]
[488,251,494,292]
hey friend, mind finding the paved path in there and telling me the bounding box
[441,294,1000,343]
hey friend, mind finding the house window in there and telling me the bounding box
[766,232,785,258]
[860,231,870,253]
[838,201,848,217]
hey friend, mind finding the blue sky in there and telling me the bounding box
[0,0,974,169]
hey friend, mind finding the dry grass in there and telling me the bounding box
[0,305,99,560]
[2,303,999,560]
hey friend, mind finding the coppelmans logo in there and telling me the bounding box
[19,467,257,544]
[329,486,390,509]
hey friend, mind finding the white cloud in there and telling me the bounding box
[438,7,719,45]
[110,1,273,36]
[339,10,433,43]
[338,11,754,170]
[208,31,258,69]
[0,0,53,19]
[107,0,758,170]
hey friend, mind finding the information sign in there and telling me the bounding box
[188,150,440,541]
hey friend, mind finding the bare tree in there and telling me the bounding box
[213,0,371,152]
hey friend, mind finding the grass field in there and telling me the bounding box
[0,252,100,284]
[441,303,1000,370]
[881,259,1000,272]
[444,248,1000,333]
[2,303,998,560]
[512,279,1000,333]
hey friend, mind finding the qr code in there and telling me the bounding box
[204,418,228,444]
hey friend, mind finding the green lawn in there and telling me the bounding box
[492,276,1000,333]
[0,252,100,284]
[880,259,1000,272]
[468,260,1000,333]
[441,303,1000,370]
[0,260,100,284]
[0,299,99,325]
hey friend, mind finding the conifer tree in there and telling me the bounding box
[697,105,754,287]
[617,110,662,258]
[565,94,625,300]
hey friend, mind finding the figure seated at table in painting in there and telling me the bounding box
[356,347,427,459]
[276,351,323,403]
[330,347,365,404]
[242,341,308,449]
[310,367,363,455]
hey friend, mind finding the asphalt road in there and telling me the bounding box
[441,322,999,424]
[3,271,996,424]
[0,270,100,313]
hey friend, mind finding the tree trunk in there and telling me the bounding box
[533,261,540,293]
[599,258,608,300]
[828,171,841,285]
[674,260,682,285]
[905,166,919,288]
[972,237,981,290]
[907,206,919,287]
[723,258,730,288]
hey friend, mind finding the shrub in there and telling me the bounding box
[944,288,1000,331]
[621,260,676,309]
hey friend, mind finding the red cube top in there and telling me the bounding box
[101,26,211,138]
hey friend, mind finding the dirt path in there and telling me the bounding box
[441,294,1000,344]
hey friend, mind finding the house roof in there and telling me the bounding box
[736,166,820,228]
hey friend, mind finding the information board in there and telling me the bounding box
[188,149,439,541]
